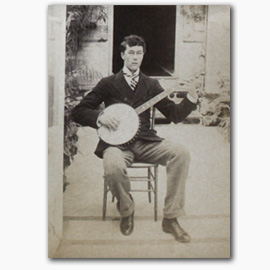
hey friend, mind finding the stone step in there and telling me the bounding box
[55,216,230,258]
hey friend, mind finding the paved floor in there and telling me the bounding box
[55,124,230,258]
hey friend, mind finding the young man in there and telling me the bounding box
[72,35,198,242]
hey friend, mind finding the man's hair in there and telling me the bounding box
[120,35,146,53]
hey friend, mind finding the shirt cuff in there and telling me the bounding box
[187,93,197,104]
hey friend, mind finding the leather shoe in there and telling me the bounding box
[120,211,134,236]
[162,218,190,243]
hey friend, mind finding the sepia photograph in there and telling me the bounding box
[48,4,230,258]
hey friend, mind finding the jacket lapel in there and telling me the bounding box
[112,71,150,108]
[131,72,150,108]
[112,71,133,100]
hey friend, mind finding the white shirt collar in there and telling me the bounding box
[122,65,140,77]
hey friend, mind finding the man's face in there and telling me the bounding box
[121,45,144,72]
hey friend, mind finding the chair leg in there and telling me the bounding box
[103,178,108,221]
[147,168,151,203]
[154,166,158,222]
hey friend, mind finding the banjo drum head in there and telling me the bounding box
[97,103,140,145]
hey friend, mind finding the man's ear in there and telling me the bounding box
[120,52,125,60]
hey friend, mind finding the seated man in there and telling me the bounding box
[72,35,198,242]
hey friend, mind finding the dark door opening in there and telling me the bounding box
[113,5,176,76]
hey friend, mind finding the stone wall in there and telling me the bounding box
[205,6,230,93]
[176,6,207,83]
[75,6,112,91]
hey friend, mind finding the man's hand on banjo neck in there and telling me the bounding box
[98,112,120,132]
[187,87,198,103]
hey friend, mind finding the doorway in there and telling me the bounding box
[113,5,176,76]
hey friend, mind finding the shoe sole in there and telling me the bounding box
[162,228,191,243]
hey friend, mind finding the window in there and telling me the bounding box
[113,5,176,77]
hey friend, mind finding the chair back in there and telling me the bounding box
[150,107,156,130]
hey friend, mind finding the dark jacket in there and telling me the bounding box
[72,70,197,158]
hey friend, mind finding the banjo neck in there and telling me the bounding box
[98,88,183,146]
[134,89,176,115]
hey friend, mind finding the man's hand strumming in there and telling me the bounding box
[98,113,120,132]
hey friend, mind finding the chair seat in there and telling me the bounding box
[130,163,158,168]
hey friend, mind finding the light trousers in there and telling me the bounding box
[103,139,191,219]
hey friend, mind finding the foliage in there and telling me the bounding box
[66,5,107,65]
[63,5,107,191]
[200,72,230,141]
[180,5,206,23]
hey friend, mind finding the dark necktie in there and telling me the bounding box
[123,73,139,90]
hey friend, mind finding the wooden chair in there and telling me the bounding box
[102,107,159,221]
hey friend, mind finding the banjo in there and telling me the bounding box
[97,89,178,146]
